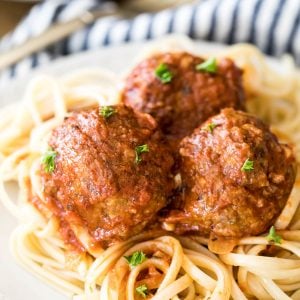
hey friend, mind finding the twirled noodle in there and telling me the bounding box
[1,37,300,299]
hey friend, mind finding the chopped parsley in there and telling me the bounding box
[155,63,173,84]
[124,251,147,269]
[136,284,148,298]
[41,147,57,173]
[206,122,217,133]
[135,144,149,164]
[267,226,282,244]
[241,158,254,172]
[195,57,217,73]
[99,106,115,119]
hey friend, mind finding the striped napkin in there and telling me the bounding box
[0,0,299,84]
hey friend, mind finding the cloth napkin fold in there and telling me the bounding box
[0,0,299,85]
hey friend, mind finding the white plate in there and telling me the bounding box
[0,38,228,300]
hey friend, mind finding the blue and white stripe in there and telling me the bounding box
[0,0,299,84]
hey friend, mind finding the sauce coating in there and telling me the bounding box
[164,108,296,239]
[122,52,245,144]
[41,105,174,248]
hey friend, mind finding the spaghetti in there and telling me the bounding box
[1,37,300,299]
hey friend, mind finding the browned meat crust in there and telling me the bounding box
[164,108,296,239]
[41,105,174,248]
[122,52,245,145]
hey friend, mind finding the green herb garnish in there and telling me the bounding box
[41,147,57,173]
[267,226,282,244]
[100,106,115,119]
[155,63,173,84]
[136,284,148,298]
[135,144,149,164]
[206,122,217,133]
[241,158,254,172]
[196,57,217,73]
[124,251,147,269]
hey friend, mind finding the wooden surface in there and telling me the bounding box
[0,1,34,37]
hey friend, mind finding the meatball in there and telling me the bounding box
[41,105,174,248]
[122,52,245,144]
[164,108,296,239]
